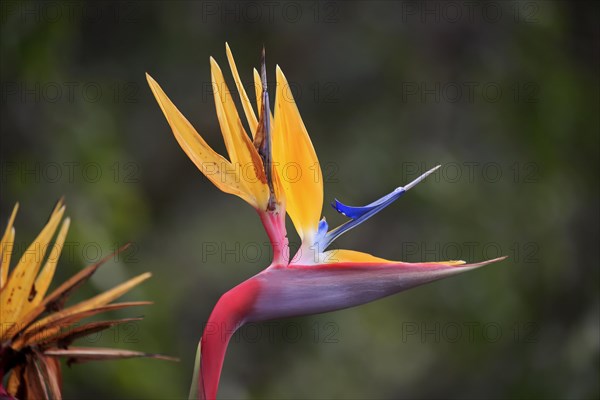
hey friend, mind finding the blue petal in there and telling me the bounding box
[313,217,330,253]
[323,187,406,249]
[321,165,441,251]
[317,218,329,237]
[331,188,405,219]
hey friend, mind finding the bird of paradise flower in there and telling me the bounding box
[0,200,175,399]
[146,43,506,400]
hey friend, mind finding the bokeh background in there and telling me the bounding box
[1,1,598,399]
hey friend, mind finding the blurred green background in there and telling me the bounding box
[1,1,598,399]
